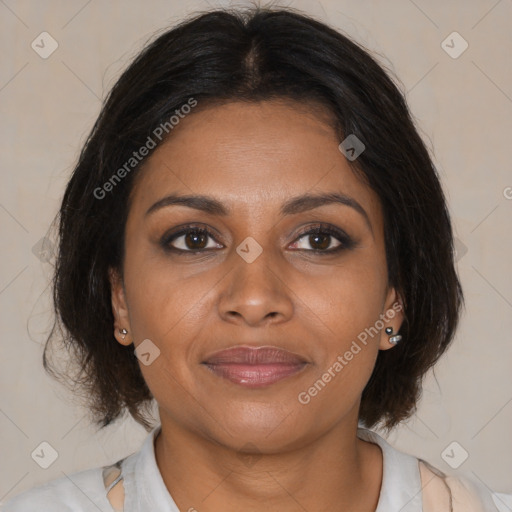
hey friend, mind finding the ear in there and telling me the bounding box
[109,267,132,346]
[378,286,405,351]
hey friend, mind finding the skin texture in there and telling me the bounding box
[110,99,404,512]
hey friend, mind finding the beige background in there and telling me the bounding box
[1,0,511,504]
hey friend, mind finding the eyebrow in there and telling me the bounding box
[145,192,373,233]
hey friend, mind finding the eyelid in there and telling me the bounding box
[160,223,224,252]
[291,223,355,252]
[160,222,355,254]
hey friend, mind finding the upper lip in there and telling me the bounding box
[202,345,308,365]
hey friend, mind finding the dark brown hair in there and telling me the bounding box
[43,6,463,432]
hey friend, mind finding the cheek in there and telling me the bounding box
[123,244,208,336]
[121,254,209,413]
[295,253,387,395]
[309,253,388,341]
[292,267,386,429]
[123,230,387,375]
[124,236,388,355]
[121,248,225,389]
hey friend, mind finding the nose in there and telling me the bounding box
[217,248,294,327]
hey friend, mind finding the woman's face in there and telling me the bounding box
[111,99,403,452]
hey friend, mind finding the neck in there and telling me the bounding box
[154,414,383,512]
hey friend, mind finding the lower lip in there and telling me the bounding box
[203,363,307,388]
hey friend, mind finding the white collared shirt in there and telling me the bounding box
[2,424,510,511]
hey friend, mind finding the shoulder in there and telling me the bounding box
[1,430,150,512]
[357,427,511,512]
[419,458,511,512]
[1,466,111,512]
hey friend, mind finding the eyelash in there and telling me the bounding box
[160,223,355,255]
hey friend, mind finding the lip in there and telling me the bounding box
[202,346,309,388]
[203,346,308,365]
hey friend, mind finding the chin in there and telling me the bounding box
[203,405,313,453]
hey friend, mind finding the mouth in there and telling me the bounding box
[201,346,309,388]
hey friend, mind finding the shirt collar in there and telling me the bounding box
[357,427,423,512]
[123,424,422,512]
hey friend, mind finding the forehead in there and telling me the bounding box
[128,99,382,227]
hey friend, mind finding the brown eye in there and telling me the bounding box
[293,232,341,252]
[289,224,355,254]
[307,233,333,251]
[161,226,223,253]
[183,230,209,250]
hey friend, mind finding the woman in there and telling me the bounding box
[2,6,510,512]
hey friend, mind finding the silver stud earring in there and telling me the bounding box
[385,327,402,345]
[119,328,128,340]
